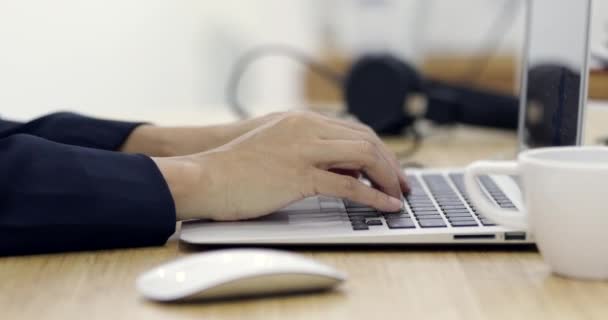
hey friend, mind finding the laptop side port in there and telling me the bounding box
[504,232,526,240]
[453,234,496,240]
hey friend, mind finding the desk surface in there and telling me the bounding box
[3,107,608,320]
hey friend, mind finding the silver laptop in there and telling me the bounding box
[180,0,591,246]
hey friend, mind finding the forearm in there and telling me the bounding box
[120,124,239,157]
[120,113,282,157]
[119,125,175,156]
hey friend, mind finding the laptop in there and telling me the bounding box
[180,0,591,246]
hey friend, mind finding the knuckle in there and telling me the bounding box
[279,113,300,127]
[281,112,312,127]
[358,140,376,155]
[351,142,372,168]
[360,141,381,164]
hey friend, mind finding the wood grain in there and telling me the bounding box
[304,53,608,104]
[2,107,608,320]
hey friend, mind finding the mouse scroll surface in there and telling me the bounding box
[136,249,346,302]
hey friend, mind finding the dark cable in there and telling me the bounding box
[226,44,425,160]
[461,0,521,84]
[395,126,423,162]
[226,44,344,119]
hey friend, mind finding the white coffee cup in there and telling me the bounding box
[464,146,608,280]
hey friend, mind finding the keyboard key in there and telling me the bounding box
[349,216,365,222]
[366,219,383,226]
[381,210,406,215]
[408,196,432,201]
[415,214,443,221]
[352,224,369,231]
[437,201,465,206]
[383,213,410,219]
[433,196,461,200]
[413,211,440,216]
[409,205,435,209]
[413,208,435,213]
[406,195,430,200]
[442,209,471,214]
[412,207,439,213]
[348,215,379,221]
[407,193,425,197]
[409,203,435,207]
[408,201,435,207]
[450,220,478,227]
[448,216,477,222]
[386,218,416,229]
[445,212,474,218]
[440,205,468,210]
[418,219,447,228]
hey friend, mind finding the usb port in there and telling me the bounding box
[504,232,526,241]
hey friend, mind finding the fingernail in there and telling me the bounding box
[389,197,403,210]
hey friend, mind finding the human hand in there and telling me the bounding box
[152,112,409,221]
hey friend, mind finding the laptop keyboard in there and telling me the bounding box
[345,173,511,231]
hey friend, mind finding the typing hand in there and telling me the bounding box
[153,112,409,221]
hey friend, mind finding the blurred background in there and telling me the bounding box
[0,0,606,123]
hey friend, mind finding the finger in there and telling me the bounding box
[311,120,407,195]
[313,115,409,194]
[303,140,402,200]
[306,112,409,193]
[311,170,403,212]
[325,118,410,194]
[309,140,401,199]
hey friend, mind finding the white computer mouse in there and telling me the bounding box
[136,248,347,302]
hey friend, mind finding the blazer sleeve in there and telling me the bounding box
[0,134,177,256]
[0,112,144,151]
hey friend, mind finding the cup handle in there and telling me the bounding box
[464,161,528,230]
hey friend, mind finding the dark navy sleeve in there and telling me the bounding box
[0,133,177,256]
[0,112,144,151]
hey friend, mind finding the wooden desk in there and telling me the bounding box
[3,107,608,320]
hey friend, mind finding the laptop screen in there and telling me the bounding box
[518,0,592,149]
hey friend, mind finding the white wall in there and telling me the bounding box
[0,0,318,121]
[0,0,605,122]
[328,0,606,62]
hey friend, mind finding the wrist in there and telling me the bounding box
[152,156,203,221]
[121,125,176,157]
